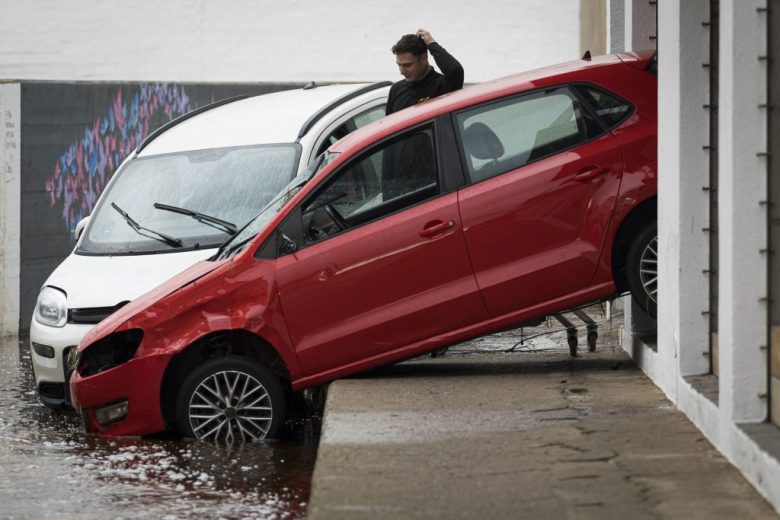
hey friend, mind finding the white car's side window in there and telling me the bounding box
[352,106,386,129]
[314,104,388,158]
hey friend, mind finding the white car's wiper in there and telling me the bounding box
[213,183,305,260]
[111,203,183,248]
[154,202,237,236]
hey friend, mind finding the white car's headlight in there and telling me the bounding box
[34,287,68,328]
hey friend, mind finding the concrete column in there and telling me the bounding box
[625,0,656,52]
[0,83,21,339]
[607,0,626,53]
[653,0,712,398]
[580,0,606,56]
[718,0,768,423]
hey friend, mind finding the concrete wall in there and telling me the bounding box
[0,84,21,338]
[0,0,582,84]
[606,0,656,53]
[607,0,626,53]
[625,0,656,52]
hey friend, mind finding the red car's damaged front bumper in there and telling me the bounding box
[70,352,172,436]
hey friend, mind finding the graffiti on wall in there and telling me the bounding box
[44,83,201,236]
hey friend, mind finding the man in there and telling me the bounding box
[386,29,464,115]
[382,29,464,198]
[385,31,463,359]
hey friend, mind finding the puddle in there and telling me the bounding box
[0,338,318,519]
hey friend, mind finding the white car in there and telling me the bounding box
[30,82,389,409]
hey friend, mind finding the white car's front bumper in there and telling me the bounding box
[30,318,94,409]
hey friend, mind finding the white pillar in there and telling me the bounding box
[718,0,769,423]
[0,84,21,339]
[653,0,712,398]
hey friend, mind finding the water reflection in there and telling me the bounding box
[0,338,318,519]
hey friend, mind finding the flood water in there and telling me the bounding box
[0,338,319,519]
[0,303,618,518]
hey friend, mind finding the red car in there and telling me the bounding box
[71,51,657,442]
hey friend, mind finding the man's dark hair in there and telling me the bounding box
[392,34,427,56]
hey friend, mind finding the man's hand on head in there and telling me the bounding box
[416,29,435,46]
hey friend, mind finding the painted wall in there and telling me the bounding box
[0,0,581,84]
[0,84,21,338]
[18,81,299,334]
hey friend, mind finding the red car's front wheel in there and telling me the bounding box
[175,355,286,443]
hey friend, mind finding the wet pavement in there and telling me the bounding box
[0,337,319,519]
[309,306,779,519]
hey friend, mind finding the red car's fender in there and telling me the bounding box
[122,255,302,379]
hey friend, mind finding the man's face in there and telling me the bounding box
[396,52,429,83]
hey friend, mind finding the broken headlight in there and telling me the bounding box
[77,329,144,377]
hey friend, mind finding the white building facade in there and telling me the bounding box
[613,0,780,512]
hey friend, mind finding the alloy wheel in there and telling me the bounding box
[639,235,658,304]
[188,370,273,443]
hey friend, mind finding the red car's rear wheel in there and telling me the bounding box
[626,222,658,318]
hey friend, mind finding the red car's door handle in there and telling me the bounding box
[419,220,455,238]
[575,165,610,182]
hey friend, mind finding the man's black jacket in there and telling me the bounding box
[386,42,464,115]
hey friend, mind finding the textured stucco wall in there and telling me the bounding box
[608,0,626,52]
[654,0,711,398]
[718,0,769,425]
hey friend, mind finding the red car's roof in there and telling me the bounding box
[331,52,652,155]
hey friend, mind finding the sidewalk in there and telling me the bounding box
[307,314,778,519]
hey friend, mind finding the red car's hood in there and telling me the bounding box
[77,258,228,350]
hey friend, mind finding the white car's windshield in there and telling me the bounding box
[78,144,299,255]
[215,151,339,260]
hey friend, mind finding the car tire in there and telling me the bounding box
[626,222,658,318]
[175,355,286,443]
